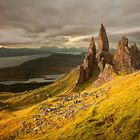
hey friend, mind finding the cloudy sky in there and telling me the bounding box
[0,0,140,48]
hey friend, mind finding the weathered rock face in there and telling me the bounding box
[94,63,115,87]
[98,24,109,52]
[83,37,97,77]
[97,52,112,68]
[76,24,140,86]
[97,24,112,72]
[99,63,115,81]
[113,36,140,72]
[76,65,85,84]
[76,37,97,84]
[130,43,140,69]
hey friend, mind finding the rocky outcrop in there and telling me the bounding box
[76,65,85,84]
[99,64,115,81]
[76,37,97,84]
[76,24,140,86]
[97,51,113,71]
[97,24,112,72]
[83,37,97,77]
[94,63,115,87]
[113,36,140,72]
[95,23,115,86]
[130,43,140,69]
[98,24,109,52]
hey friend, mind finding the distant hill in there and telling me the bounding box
[0,53,85,81]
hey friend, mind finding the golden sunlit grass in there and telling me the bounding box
[0,70,140,140]
[56,71,140,140]
[3,68,78,109]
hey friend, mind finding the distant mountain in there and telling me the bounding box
[39,46,88,52]
[0,45,115,58]
[0,46,87,57]
[0,47,46,57]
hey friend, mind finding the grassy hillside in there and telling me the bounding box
[0,70,140,140]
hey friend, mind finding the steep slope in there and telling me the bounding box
[57,71,140,140]
[0,70,140,140]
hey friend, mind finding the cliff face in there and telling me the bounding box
[76,24,140,85]
[130,43,140,69]
[113,36,140,72]
[77,37,97,84]
[83,37,97,78]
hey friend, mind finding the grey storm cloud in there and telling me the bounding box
[0,0,140,46]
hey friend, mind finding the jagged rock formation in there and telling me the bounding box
[113,36,140,72]
[76,24,140,86]
[94,63,115,87]
[98,24,109,52]
[100,64,115,80]
[77,65,85,84]
[95,24,115,86]
[130,43,140,69]
[97,24,112,72]
[84,37,97,77]
[77,37,97,84]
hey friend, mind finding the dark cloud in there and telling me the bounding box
[0,0,139,47]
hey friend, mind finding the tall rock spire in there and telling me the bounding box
[76,36,97,84]
[98,23,109,52]
[97,24,112,72]
[84,36,96,70]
